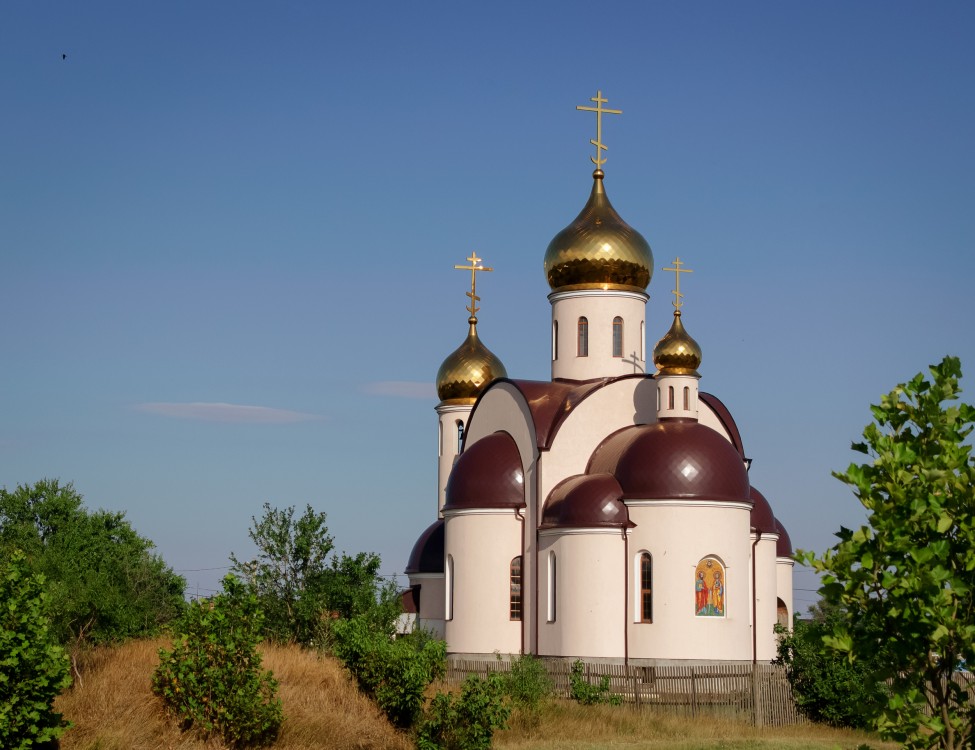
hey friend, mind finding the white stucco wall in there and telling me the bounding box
[626,501,753,662]
[549,290,648,381]
[776,557,795,629]
[436,403,472,514]
[443,511,522,655]
[536,530,625,658]
[753,534,779,661]
[655,373,700,420]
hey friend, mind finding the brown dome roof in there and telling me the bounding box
[775,518,793,557]
[750,487,776,534]
[405,519,444,575]
[540,474,629,530]
[589,420,750,502]
[443,431,526,511]
[543,173,652,293]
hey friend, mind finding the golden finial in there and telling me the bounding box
[576,89,622,169]
[662,257,693,310]
[454,252,493,321]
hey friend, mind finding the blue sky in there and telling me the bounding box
[3,2,973,609]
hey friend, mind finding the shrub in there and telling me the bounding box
[0,551,72,750]
[332,615,445,728]
[152,575,282,748]
[569,660,620,706]
[416,672,511,750]
[501,653,551,729]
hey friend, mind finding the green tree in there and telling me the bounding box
[0,550,72,749]
[230,502,400,644]
[801,356,975,749]
[774,601,887,728]
[153,575,282,748]
[0,480,185,656]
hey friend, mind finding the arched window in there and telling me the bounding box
[776,597,789,629]
[456,420,464,453]
[446,554,454,621]
[683,386,690,411]
[552,320,558,361]
[577,317,588,357]
[640,553,653,623]
[694,557,726,617]
[547,551,557,622]
[668,386,675,410]
[612,316,623,358]
[510,556,522,621]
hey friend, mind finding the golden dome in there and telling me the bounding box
[436,319,508,404]
[544,170,653,293]
[652,311,702,377]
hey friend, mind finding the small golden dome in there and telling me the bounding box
[436,319,508,404]
[653,311,702,377]
[544,171,653,293]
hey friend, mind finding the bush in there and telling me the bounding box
[569,660,620,706]
[774,607,887,729]
[416,672,511,750]
[0,551,72,750]
[502,653,551,729]
[152,575,282,748]
[332,616,445,728]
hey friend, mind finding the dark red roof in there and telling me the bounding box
[444,431,526,511]
[405,519,444,574]
[589,420,750,502]
[749,486,776,534]
[540,473,630,529]
[479,376,646,451]
[699,392,746,458]
[775,518,793,557]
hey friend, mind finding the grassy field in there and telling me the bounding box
[52,639,896,750]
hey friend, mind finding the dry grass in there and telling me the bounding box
[53,640,897,750]
[494,701,898,750]
[54,638,412,750]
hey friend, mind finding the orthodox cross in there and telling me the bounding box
[576,89,622,167]
[454,252,493,319]
[663,257,693,309]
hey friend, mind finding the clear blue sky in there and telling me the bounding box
[3,2,973,609]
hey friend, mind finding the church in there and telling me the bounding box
[404,92,794,664]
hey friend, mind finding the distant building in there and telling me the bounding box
[405,94,793,663]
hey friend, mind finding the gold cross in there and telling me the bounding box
[454,252,493,319]
[662,257,693,309]
[576,89,622,167]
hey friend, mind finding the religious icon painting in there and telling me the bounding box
[694,557,726,617]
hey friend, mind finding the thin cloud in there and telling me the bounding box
[134,402,322,424]
[361,381,435,400]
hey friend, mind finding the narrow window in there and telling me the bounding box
[640,553,653,623]
[446,554,454,620]
[552,320,558,361]
[510,556,522,621]
[577,317,588,357]
[683,386,690,411]
[456,420,464,453]
[694,557,726,617]
[547,552,557,622]
[612,317,623,357]
[668,386,675,410]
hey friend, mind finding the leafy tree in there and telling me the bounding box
[774,601,887,728]
[230,502,400,644]
[801,356,975,749]
[0,480,185,656]
[0,550,72,749]
[153,575,282,748]
[568,660,620,706]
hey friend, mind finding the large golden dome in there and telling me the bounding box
[544,170,653,293]
[652,311,702,377]
[436,319,508,404]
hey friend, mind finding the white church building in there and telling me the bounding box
[404,93,793,664]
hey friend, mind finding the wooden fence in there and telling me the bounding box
[446,659,805,727]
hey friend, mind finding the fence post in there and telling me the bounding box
[751,663,761,727]
[690,667,697,718]
[631,666,640,709]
